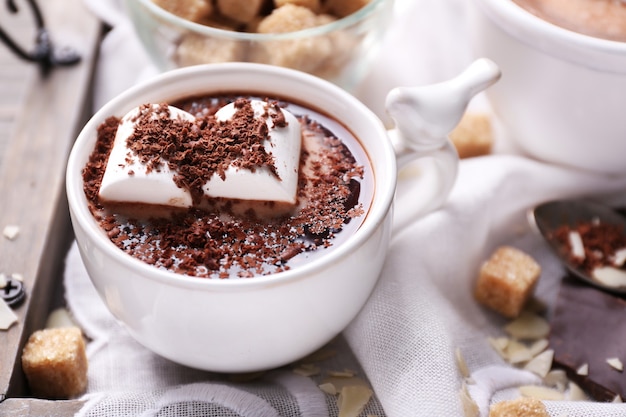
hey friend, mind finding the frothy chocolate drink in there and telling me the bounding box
[513,0,626,42]
[83,95,373,278]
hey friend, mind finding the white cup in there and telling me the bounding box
[470,0,626,174]
[66,61,499,372]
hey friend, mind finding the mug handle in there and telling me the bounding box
[385,58,501,231]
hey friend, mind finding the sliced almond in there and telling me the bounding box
[10,273,23,282]
[488,336,509,359]
[505,340,533,364]
[459,382,479,417]
[337,385,373,417]
[576,363,589,376]
[611,247,626,267]
[2,225,19,240]
[0,273,6,289]
[455,347,470,378]
[592,267,626,288]
[45,307,77,329]
[528,338,549,358]
[318,382,338,395]
[606,357,624,372]
[0,299,18,330]
[544,369,568,391]
[523,349,554,378]
[504,311,550,340]
[568,230,585,260]
[568,381,587,401]
[519,385,565,401]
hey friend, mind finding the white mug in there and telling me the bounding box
[470,0,626,174]
[66,60,499,372]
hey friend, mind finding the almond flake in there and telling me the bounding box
[528,338,549,357]
[568,381,587,401]
[568,230,585,260]
[543,369,568,391]
[592,267,626,288]
[459,382,479,417]
[11,273,23,282]
[488,336,509,359]
[455,347,470,378]
[45,307,76,329]
[606,357,623,372]
[318,382,337,395]
[523,349,554,378]
[576,363,588,376]
[0,299,18,330]
[504,311,549,340]
[2,225,19,240]
[505,340,533,364]
[611,247,626,267]
[337,385,373,417]
[519,385,565,401]
[0,273,6,289]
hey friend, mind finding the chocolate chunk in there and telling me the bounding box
[549,277,626,401]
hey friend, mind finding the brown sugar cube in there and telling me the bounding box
[176,32,245,66]
[326,0,371,18]
[257,4,320,33]
[449,112,494,159]
[274,0,322,13]
[475,246,541,318]
[489,397,549,417]
[21,327,88,399]
[216,0,264,24]
[152,0,213,22]
[253,4,334,72]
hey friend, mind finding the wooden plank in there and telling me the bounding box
[0,398,85,416]
[0,0,101,402]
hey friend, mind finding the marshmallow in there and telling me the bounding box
[99,100,302,207]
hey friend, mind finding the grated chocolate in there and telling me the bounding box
[82,95,370,278]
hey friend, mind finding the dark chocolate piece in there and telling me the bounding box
[549,277,626,402]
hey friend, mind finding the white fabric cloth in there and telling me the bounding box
[67,0,626,416]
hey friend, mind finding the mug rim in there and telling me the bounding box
[474,0,626,71]
[132,0,392,41]
[67,62,396,290]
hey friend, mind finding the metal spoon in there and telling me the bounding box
[529,198,626,295]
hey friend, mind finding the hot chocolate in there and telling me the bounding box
[83,94,373,279]
[512,0,626,42]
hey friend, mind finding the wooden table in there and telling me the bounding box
[0,0,100,414]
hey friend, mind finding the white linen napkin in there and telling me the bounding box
[68,0,626,416]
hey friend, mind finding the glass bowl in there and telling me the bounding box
[125,0,394,91]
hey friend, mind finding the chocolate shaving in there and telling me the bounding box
[126,99,281,204]
[550,221,626,273]
[83,95,368,278]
